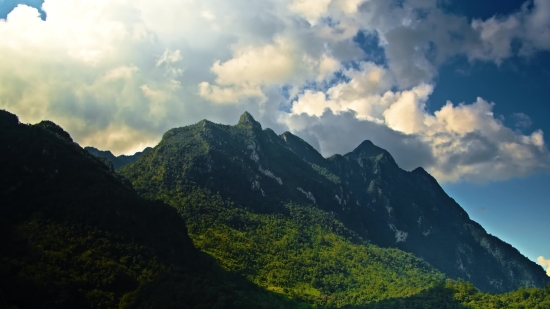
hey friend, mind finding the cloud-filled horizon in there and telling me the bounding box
[1,0,550,183]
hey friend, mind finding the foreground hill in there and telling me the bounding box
[0,110,305,309]
[121,112,549,294]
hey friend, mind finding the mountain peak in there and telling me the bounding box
[351,140,386,158]
[36,120,73,142]
[412,166,429,175]
[344,140,397,167]
[238,111,262,130]
[0,109,19,127]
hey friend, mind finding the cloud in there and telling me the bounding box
[346,0,550,87]
[0,0,549,183]
[288,0,365,25]
[538,256,550,276]
[511,113,533,129]
[281,62,550,182]
[201,10,215,21]
[288,0,332,25]
[467,0,550,61]
[0,0,278,153]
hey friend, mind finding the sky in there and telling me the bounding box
[0,0,548,273]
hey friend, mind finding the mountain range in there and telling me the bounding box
[2,109,550,309]
[84,146,152,170]
[119,111,548,293]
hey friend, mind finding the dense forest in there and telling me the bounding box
[1,109,549,308]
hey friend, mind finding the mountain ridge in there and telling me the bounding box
[85,146,152,170]
[121,111,549,293]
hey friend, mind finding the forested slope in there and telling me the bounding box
[121,112,548,294]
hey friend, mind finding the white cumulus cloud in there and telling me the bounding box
[538,256,550,276]
[282,61,550,182]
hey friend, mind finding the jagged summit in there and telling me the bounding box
[238,111,262,130]
[349,140,386,157]
[345,140,396,167]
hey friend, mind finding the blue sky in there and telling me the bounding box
[0,0,548,270]
[423,0,550,264]
[0,0,44,18]
[435,53,550,263]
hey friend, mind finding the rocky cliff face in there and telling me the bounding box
[121,112,549,293]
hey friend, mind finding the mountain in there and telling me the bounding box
[85,146,152,170]
[0,110,306,309]
[120,113,451,307]
[121,111,549,294]
[2,109,550,309]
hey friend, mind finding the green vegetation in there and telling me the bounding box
[143,184,446,307]
[122,170,550,309]
[309,163,341,185]
[366,281,550,309]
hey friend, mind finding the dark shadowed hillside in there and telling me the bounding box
[0,110,305,309]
